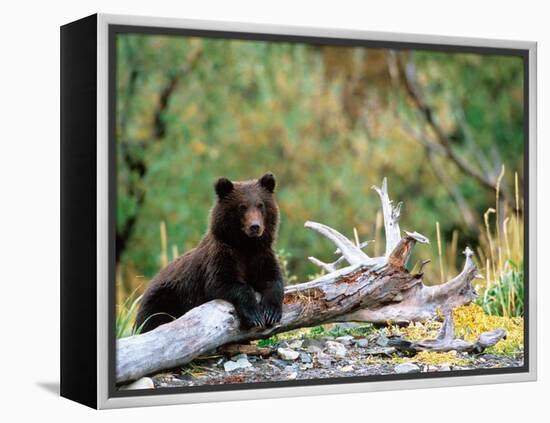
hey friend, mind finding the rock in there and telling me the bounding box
[316,352,333,368]
[306,345,323,354]
[277,347,300,361]
[236,357,253,367]
[354,338,369,348]
[325,341,347,357]
[230,353,248,361]
[223,360,240,372]
[120,377,154,390]
[224,357,252,372]
[283,365,297,373]
[340,365,354,372]
[302,338,325,350]
[299,352,312,363]
[300,363,313,370]
[289,340,304,349]
[270,358,289,369]
[277,341,289,348]
[336,335,354,345]
[363,347,395,356]
[439,363,451,371]
[394,363,421,374]
[286,372,298,380]
[376,335,389,347]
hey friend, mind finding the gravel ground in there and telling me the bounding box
[129,334,523,389]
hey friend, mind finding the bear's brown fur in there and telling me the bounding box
[134,172,284,333]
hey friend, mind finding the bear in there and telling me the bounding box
[134,172,284,333]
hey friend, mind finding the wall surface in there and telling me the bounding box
[0,0,547,421]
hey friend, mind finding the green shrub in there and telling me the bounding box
[476,260,524,317]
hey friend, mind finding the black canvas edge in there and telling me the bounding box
[105,24,531,399]
[60,13,98,409]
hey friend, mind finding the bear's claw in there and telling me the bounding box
[261,302,282,326]
[240,308,266,329]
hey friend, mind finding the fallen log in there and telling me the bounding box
[116,178,486,383]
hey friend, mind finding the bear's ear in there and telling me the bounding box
[214,177,234,199]
[259,172,276,193]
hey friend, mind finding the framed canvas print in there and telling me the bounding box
[60,13,537,409]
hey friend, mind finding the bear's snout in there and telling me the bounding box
[243,209,264,238]
[249,223,261,235]
[245,221,264,237]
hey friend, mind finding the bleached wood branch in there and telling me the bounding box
[305,178,410,273]
[305,178,427,275]
[304,221,377,266]
[422,247,481,303]
[309,238,375,272]
[373,177,403,256]
[307,255,346,273]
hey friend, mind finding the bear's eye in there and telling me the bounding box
[239,204,247,212]
[257,203,264,210]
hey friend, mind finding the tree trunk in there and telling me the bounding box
[116,178,490,383]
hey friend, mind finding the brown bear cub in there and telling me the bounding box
[134,172,284,333]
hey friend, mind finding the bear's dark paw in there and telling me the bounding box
[261,301,282,326]
[239,307,266,330]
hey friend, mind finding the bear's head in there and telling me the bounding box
[210,172,279,247]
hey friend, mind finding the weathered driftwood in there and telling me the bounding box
[388,310,506,354]
[219,343,273,357]
[116,178,487,383]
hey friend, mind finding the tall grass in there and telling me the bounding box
[432,168,524,317]
[474,168,524,317]
[116,220,179,338]
[116,287,176,338]
[436,221,445,284]
[116,288,143,339]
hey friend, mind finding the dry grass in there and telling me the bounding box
[474,169,524,317]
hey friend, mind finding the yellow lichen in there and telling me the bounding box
[452,304,523,355]
[359,356,386,365]
[387,319,441,341]
[392,351,472,366]
[386,304,523,357]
